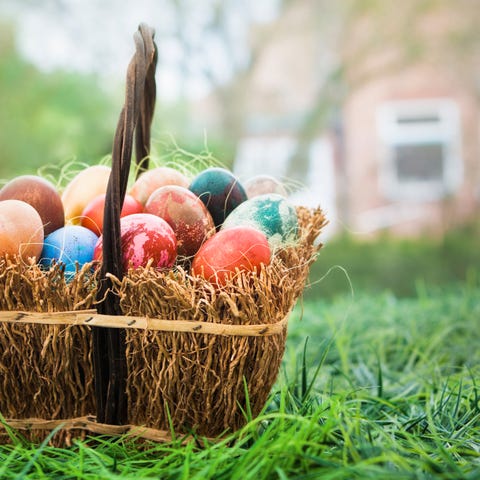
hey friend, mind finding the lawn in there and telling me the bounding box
[1,283,479,479]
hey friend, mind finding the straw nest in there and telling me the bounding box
[0,206,326,441]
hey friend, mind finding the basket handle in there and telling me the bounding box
[93,24,157,425]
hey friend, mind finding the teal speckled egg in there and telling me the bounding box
[189,167,247,230]
[221,193,298,249]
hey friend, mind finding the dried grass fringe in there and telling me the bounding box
[0,206,326,441]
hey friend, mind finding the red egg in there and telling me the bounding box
[94,213,177,271]
[145,186,215,258]
[129,167,190,205]
[191,226,271,287]
[0,175,64,236]
[81,193,143,235]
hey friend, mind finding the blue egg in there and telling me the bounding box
[41,225,99,275]
[189,167,247,229]
[221,193,299,249]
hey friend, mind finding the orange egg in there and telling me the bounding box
[0,199,44,262]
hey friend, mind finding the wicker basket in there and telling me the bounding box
[0,24,326,444]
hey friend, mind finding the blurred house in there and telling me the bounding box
[220,0,480,238]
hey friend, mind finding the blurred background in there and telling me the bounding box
[1,0,479,299]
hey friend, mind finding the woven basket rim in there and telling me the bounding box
[0,416,203,444]
[0,309,289,337]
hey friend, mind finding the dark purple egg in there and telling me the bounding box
[189,167,247,229]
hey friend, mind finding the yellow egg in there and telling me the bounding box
[61,165,111,224]
[0,199,44,262]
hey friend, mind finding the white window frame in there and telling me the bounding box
[377,98,462,201]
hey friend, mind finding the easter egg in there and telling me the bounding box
[80,193,143,235]
[0,199,44,262]
[189,167,247,230]
[61,165,111,224]
[191,226,271,287]
[93,213,177,271]
[129,167,190,205]
[222,193,299,249]
[0,175,64,236]
[244,175,288,199]
[41,225,99,274]
[145,186,215,258]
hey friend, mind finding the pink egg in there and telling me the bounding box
[94,213,177,271]
[129,167,190,205]
[145,186,215,258]
[244,175,288,199]
[191,226,271,287]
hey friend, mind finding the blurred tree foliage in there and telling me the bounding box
[0,23,117,180]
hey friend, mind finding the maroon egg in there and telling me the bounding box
[145,185,215,258]
[0,175,64,236]
[94,213,177,271]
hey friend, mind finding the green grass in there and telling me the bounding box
[1,284,479,479]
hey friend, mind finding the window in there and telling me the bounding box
[377,99,462,201]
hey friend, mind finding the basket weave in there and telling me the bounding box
[0,24,326,444]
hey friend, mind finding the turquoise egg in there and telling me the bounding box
[189,167,247,230]
[221,193,298,249]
